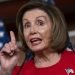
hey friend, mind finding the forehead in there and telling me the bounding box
[22,9,50,19]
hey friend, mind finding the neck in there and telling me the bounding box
[34,49,61,68]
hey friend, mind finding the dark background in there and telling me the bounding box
[0,0,75,49]
[0,0,75,31]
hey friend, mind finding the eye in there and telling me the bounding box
[24,22,31,28]
[37,20,44,26]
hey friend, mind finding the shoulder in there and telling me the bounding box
[12,59,34,75]
[60,50,75,71]
[63,50,75,56]
[18,59,35,73]
[62,50,75,61]
[23,59,34,69]
[21,59,36,75]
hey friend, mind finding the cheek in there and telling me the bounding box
[42,29,52,45]
[44,33,51,44]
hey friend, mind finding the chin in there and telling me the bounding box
[28,43,47,52]
[30,46,45,52]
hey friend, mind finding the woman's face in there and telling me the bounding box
[22,9,52,52]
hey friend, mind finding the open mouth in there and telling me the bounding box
[30,38,42,46]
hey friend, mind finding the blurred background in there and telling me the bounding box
[0,0,75,49]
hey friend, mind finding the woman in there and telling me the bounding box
[0,0,75,75]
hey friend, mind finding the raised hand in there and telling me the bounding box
[0,31,19,74]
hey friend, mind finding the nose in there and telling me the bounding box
[30,25,37,34]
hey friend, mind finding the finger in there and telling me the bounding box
[9,42,18,52]
[0,43,12,56]
[3,43,11,53]
[8,41,19,56]
[10,31,16,44]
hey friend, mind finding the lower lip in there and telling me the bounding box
[31,40,41,46]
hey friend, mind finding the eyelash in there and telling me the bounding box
[24,20,44,28]
[24,22,31,28]
[37,20,44,26]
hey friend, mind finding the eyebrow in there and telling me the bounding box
[36,16,47,20]
[23,15,47,20]
[23,18,28,22]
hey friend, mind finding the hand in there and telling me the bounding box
[0,31,19,73]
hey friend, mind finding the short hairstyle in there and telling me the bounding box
[16,0,68,53]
